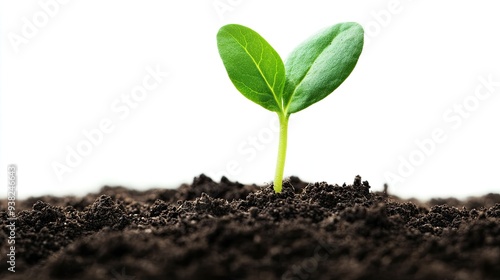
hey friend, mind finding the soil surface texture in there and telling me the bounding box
[1,175,500,280]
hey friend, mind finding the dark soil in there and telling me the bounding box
[1,175,500,280]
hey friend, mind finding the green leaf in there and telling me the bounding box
[217,24,286,113]
[283,22,364,114]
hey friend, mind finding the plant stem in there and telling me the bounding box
[274,112,289,193]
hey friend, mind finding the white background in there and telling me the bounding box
[1,0,499,199]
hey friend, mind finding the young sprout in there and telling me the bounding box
[216,23,364,192]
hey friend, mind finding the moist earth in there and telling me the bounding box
[1,175,499,280]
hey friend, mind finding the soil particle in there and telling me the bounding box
[1,175,499,279]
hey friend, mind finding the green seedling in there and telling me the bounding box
[216,23,364,193]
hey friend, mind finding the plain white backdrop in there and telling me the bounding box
[1,0,499,199]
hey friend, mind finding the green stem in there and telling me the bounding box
[274,113,289,193]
